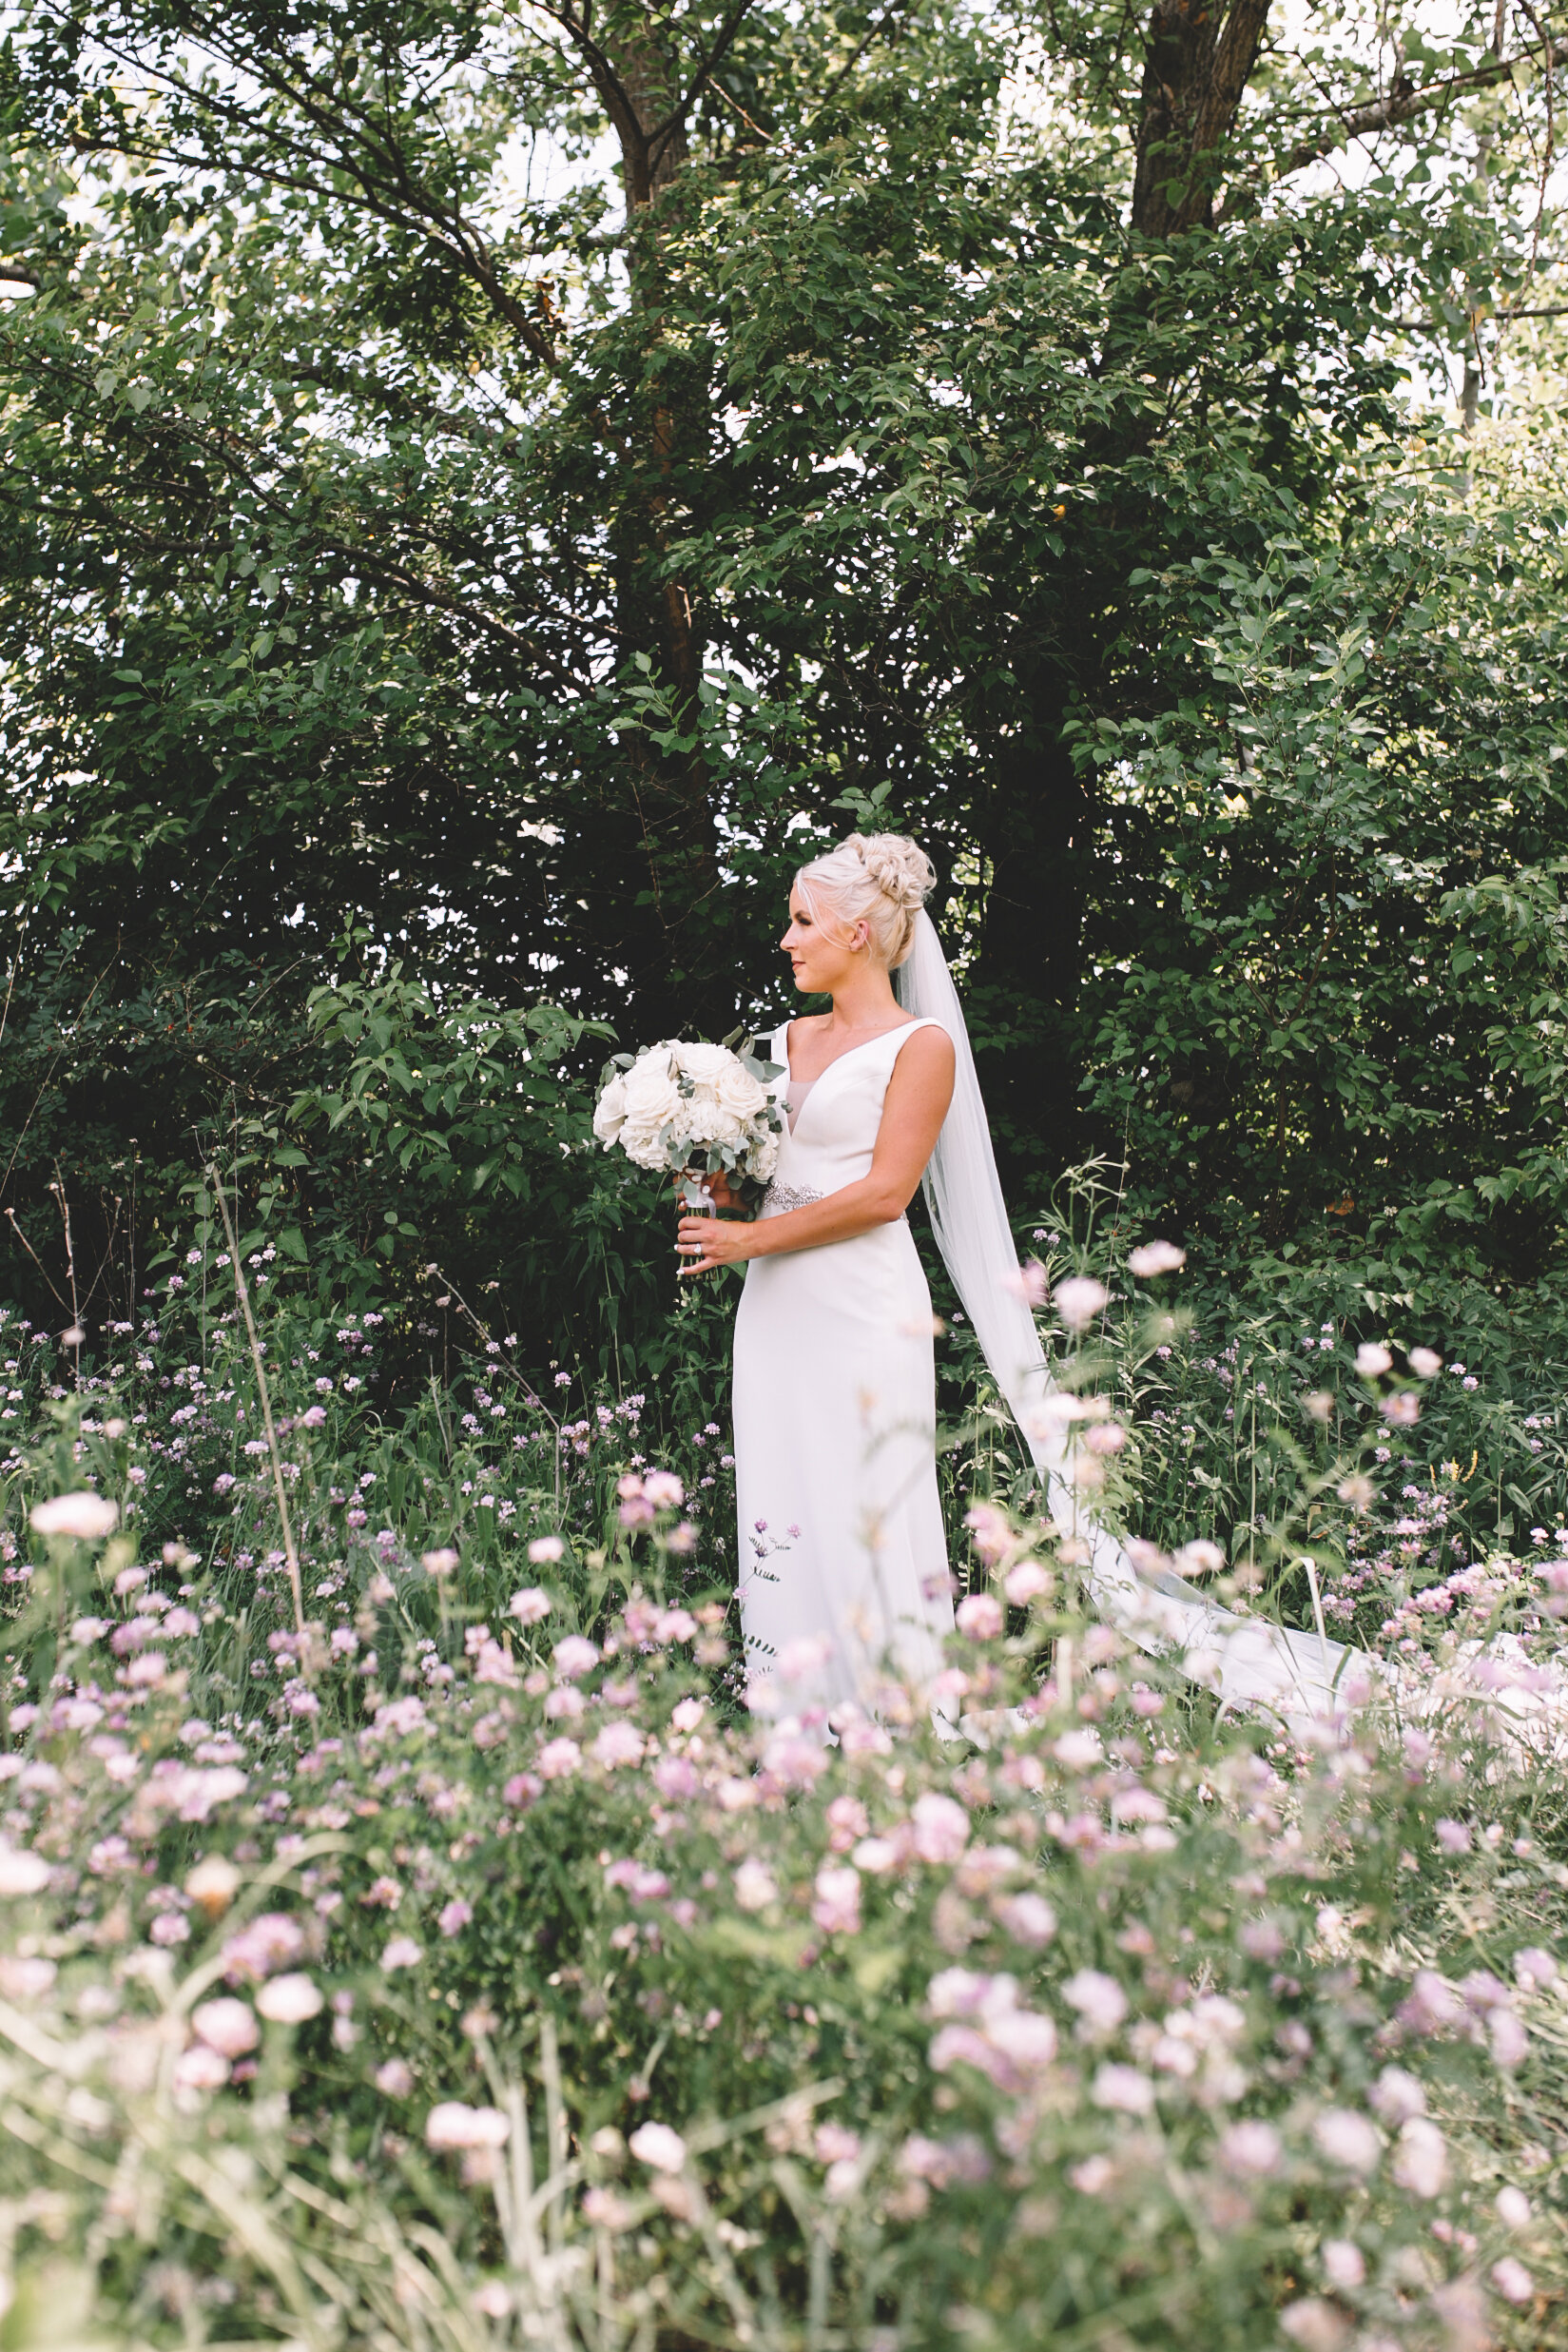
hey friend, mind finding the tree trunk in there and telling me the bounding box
[1131,0,1273,237]
[972,704,1095,1181]
[598,26,726,1035]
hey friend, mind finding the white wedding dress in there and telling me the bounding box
[732,1019,955,1710]
[723,914,1568,1751]
[726,914,1373,1738]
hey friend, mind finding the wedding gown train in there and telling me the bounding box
[731,914,1564,1750]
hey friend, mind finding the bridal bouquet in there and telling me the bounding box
[592,1036,784,1212]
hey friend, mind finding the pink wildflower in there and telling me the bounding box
[1218,2120,1283,2177]
[956,1592,1004,1640]
[192,1998,260,2058]
[1054,1276,1107,1332]
[223,1913,305,1985]
[427,2103,509,2151]
[552,1636,599,1681]
[963,1505,1012,1565]
[591,1721,645,1770]
[629,2122,687,2173]
[911,1792,970,1865]
[652,1753,699,1800]
[811,1865,862,1935]
[1128,1240,1184,1278]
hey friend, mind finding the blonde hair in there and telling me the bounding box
[793,831,936,969]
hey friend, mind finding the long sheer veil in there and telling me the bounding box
[894,909,1351,1725]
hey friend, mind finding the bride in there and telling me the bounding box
[679,828,1354,1729]
[677,833,957,1711]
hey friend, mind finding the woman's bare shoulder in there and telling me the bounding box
[885,1020,956,1094]
[896,1020,955,1060]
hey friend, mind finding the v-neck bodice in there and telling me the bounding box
[760,1016,943,1214]
[784,1075,817,1135]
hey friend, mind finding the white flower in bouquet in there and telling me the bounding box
[593,1035,783,1208]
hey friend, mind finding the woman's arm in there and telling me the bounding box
[676,1026,956,1273]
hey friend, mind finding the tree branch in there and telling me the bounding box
[1269,30,1568,184]
[648,0,760,168]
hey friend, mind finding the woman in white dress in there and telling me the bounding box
[676,834,958,1715]
[679,830,1360,1735]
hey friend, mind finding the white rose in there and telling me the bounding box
[679,1098,728,1149]
[592,1074,629,1148]
[746,1130,781,1183]
[621,1047,682,1137]
[674,1041,731,1090]
[714,1059,767,1120]
[619,1117,676,1172]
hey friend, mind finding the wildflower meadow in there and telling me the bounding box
[1,1211,1567,2349]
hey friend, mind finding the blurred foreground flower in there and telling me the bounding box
[184,1855,241,1918]
[427,2102,510,2151]
[257,1973,323,2023]
[0,1845,51,1895]
[629,2122,687,2173]
[29,1492,119,1540]
[1128,1240,1185,1278]
[1054,1276,1107,1333]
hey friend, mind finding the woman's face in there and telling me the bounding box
[781,887,862,995]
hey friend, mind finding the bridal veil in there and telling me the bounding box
[893,908,1350,1726]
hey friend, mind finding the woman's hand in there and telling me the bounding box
[672,1167,742,1214]
[676,1210,757,1275]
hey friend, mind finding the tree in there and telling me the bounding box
[0,0,1563,1353]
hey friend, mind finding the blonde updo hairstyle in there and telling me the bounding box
[793,831,936,970]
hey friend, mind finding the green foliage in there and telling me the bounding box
[1074,444,1568,1292]
[1,0,1565,1355]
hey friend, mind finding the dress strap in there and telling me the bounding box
[884,1015,946,1061]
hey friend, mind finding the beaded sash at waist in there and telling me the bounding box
[760,1180,907,1225]
[761,1181,824,1216]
